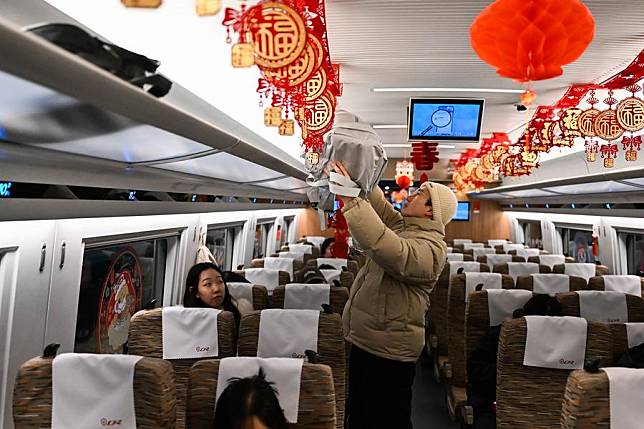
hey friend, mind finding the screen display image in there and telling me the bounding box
[408,99,484,141]
[452,201,471,221]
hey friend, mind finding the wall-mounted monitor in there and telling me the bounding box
[452,201,471,221]
[408,98,484,141]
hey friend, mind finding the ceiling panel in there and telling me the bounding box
[155,151,284,183]
[326,0,644,159]
[503,189,559,198]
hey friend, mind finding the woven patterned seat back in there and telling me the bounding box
[187,360,336,429]
[527,256,575,264]
[447,274,513,387]
[477,255,525,264]
[13,356,176,429]
[553,264,610,276]
[515,275,588,292]
[306,259,359,276]
[429,262,489,356]
[250,258,305,273]
[561,370,613,429]
[589,275,644,296]
[233,269,291,286]
[282,245,320,258]
[271,285,349,314]
[452,254,474,261]
[556,292,644,322]
[493,262,551,275]
[300,268,354,289]
[238,312,345,429]
[128,309,236,429]
[496,319,612,429]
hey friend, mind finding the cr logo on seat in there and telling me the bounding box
[101,418,122,426]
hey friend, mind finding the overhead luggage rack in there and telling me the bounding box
[0,15,308,200]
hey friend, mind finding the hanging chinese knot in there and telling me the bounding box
[411,142,440,171]
[600,143,618,168]
[223,0,342,153]
[470,0,595,83]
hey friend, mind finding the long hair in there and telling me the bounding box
[183,262,241,328]
[214,368,289,429]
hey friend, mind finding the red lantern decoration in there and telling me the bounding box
[396,175,411,190]
[411,142,440,170]
[470,0,595,82]
[419,172,429,184]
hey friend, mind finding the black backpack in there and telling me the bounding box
[28,23,172,98]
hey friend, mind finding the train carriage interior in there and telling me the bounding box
[1,0,644,428]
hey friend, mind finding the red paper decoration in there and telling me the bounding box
[396,175,411,190]
[411,142,440,170]
[419,172,429,184]
[470,0,595,82]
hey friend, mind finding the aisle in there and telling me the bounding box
[412,354,460,429]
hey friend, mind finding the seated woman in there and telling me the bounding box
[320,237,335,258]
[183,262,241,328]
[466,294,562,429]
[214,369,288,429]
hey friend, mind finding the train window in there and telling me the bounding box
[253,221,273,259]
[558,227,595,263]
[623,233,644,276]
[283,217,294,245]
[75,238,168,354]
[522,221,543,249]
[206,227,236,270]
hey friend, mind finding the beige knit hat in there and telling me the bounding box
[420,181,458,226]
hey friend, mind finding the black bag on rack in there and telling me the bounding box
[27,23,172,98]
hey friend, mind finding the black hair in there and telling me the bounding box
[223,271,251,284]
[512,294,562,318]
[320,237,335,256]
[214,368,289,429]
[183,262,241,328]
[318,263,336,270]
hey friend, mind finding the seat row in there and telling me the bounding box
[14,307,347,429]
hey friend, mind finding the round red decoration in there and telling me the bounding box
[470,0,595,82]
[419,172,429,184]
[396,175,411,190]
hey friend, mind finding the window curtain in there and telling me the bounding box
[599,219,621,274]
[510,217,525,244]
[541,219,563,254]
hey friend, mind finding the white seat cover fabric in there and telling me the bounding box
[503,243,525,252]
[465,272,502,302]
[284,283,330,310]
[523,316,587,369]
[52,354,142,429]
[578,291,628,324]
[488,239,507,247]
[449,261,481,285]
[531,274,570,296]
[564,263,596,282]
[453,239,472,245]
[257,309,320,358]
[280,251,304,262]
[162,306,220,359]
[227,282,254,308]
[316,258,348,270]
[516,248,541,258]
[603,275,642,297]
[473,247,497,260]
[319,269,342,283]
[216,357,304,423]
[626,323,644,348]
[446,253,464,262]
[289,244,313,255]
[463,243,485,250]
[507,262,540,283]
[486,289,533,326]
[245,268,280,294]
[602,367,644,429]
[537,255,566,268]
[485,254,513,268]
[264,257,294,281]
[304,236,327,248]
[446,246,453,253]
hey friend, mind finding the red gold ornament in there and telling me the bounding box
[279,119,295,136]
[594,110,624,141]
[578,108,600,137]
[264,107,283,127]
[520,90,537,106]
[622,135,642,162]
[395,160,415,189]
[246,2,307,69]
[231,43,255,68]
[470,0,595,82]
[196,0,221,16]
[304,90,335,132]
[616,96,644,132]
[122,0,161,7]
[600,143,618,168]
[411,142,440,171]
[585,140,598,162]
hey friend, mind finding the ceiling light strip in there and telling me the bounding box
[372,87,525,94]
